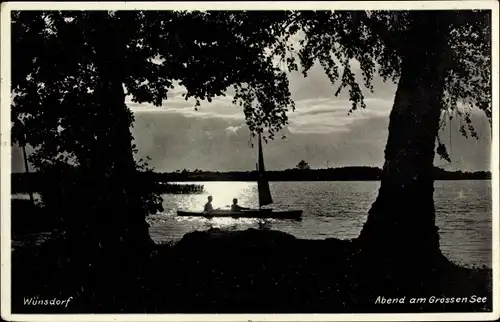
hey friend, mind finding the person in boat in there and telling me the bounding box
[231,198,250,211]
[204,196,214,213]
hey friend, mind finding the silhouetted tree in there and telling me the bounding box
[11,11,294,256]
[296,160,311,170]
[267,10,492,263]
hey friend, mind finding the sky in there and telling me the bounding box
[11,61,492,173]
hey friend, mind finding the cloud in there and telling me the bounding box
[286,96,392,134]
[125,58,397,137]
[126,90,394,137]
[9,61,490,174]
[226,124,245,135]
[11,107,491,174]
[125,104,491,173]
[288,61,398,102]
[126,88,246,122]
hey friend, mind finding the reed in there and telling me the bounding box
[156,183,204,194]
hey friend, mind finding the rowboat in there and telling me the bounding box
[177,209,302,220]
[177,132,303,220]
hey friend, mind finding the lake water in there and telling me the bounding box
[147,180,492,268]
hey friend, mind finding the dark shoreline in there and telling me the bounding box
[11,228,492,314]
[10,166,492,194]
[10,199,493,313]
[140,166,493,182]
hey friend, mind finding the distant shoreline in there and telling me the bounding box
[149,166,491,182]
[11,166,491,194]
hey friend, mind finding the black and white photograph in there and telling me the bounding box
[1,1,498,321]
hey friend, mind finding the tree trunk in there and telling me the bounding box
[358,12,451,265]
[83,13,154,256]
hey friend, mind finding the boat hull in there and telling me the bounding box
[177,209,302,220]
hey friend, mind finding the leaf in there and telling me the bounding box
[436,137,452,163]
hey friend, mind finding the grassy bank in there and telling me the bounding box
[11,227,492,314]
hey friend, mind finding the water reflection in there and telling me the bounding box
[172,181,258,212]
[11,180,493,268]
[148,180,492,268]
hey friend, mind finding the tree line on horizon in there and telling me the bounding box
[11,165,491,194]
[134,166,494,182]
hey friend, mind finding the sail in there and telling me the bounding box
[257,133,273,207]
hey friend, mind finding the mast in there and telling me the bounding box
[257,133,273,208]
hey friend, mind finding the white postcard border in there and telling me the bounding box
[1,1,498,321]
